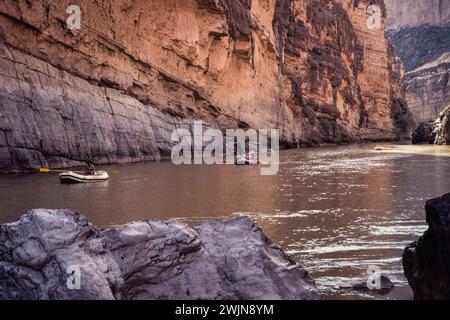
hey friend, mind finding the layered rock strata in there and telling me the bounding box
[388,25,450,124]
[0,0,411,172]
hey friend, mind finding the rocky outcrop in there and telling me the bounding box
[0,209,318,300]
[435,105,450,144]
[412,122,437,144]
[403,193,450,300]
[388,24,450,124]
[403,52,450,124]
[411,105,450,145]
[385,0,450,30]
[0,0,411,172]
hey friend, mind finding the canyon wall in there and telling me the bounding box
[388,25,450,124]
[385,0,450,30]
[0,0,411,172]
[404,52,450,124]
[386,0,450,124]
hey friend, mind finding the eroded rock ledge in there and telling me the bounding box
[403,193,450,300]
[0,209,318,300]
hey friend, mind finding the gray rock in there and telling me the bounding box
[0,44,211,173]
[0,209,318,300]
[403,193,450,300]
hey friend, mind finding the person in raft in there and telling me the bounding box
[86,161,96,175]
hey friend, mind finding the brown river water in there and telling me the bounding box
[1,143,450,299]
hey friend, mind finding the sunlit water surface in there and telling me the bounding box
[1,143,450,299]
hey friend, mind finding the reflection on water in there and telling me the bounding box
[1,143,449,300]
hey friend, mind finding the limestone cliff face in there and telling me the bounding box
[385,0,450,30]
[404,53,450,123]
[0,0,411,172]
[386,0,450,125]
[388,25,450,123]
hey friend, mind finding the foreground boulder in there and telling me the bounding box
[0,210,318,300]
[434,106,450,145]
[403,193,450,299]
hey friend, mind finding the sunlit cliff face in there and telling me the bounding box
[0,0,411,171]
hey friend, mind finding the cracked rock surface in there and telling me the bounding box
[0,209,318,300]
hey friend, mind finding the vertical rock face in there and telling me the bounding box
[435,105,450,144]
[275,0,412,144]
[403,51,450,124]
[0,209,318,300]
[385,1,450,126]
[0,0,411,172]
[385,0,450,30]
[388,25,450,124]
[403,193,450,300]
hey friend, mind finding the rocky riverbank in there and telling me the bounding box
[403,193,450,300]
[0,209,318,300]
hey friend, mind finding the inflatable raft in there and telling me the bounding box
[60,171,109,183]
[235,153,259,165]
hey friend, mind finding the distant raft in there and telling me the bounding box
[235,158,259,165]
[235,155,259,165]
[235,151,259,165]
[60,171,109,183]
